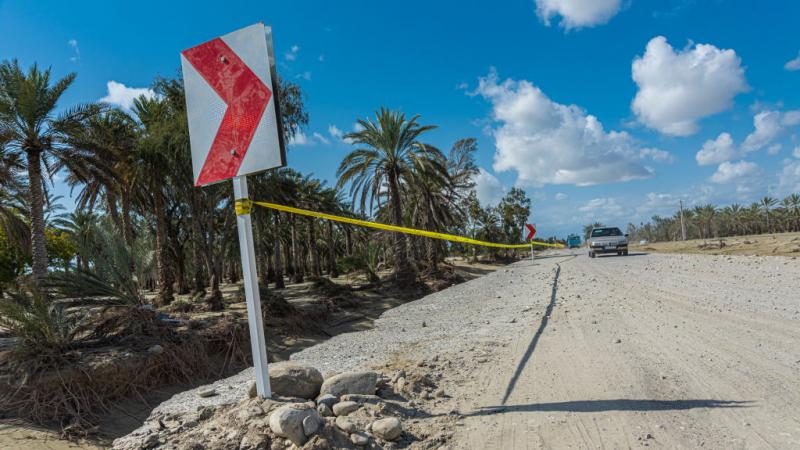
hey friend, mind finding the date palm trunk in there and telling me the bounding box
[388,171,412,278]
[273,213,286,289]
[154,192,173,306]
[290,216,303,283]
[26,149,48,284]
[327,221,339,278]
[307,217,321,277]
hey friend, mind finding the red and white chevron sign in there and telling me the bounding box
[181,23,285,186]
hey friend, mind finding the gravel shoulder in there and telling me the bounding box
[128,249,800,449]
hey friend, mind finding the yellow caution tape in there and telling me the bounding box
[235,198,253,216]
[235,198,564,249]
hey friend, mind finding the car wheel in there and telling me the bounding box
[617,251,622,256]
[623,250,629,256]
[589,252,595,258]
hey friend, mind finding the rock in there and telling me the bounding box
[434,388,446,398]
[335,416,358,433]
[340,394,381,404]
[147,344,164,354]
[350,432,370,446]
[372,417,402,441]
[302,414,320,437]
[197,388,216,398]
[248,381,257,398]
[396,377,406,391]
[269,362,324,399]
[316,394,338,408]
[613,338,622,344]
[332,401,360,416]
[317,403,333,417]
[319,371,377,397]
[269,403,320,446]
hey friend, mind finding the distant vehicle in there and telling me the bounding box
[566,234,581,248]
[587,227,628,258]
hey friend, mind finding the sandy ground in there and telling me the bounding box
[0,259,502,450]
[123,247,800,449]
[452,250,800,449]
[633,231,800,257]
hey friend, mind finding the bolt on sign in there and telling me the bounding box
[181,23,285,399]
[181,23,286,186]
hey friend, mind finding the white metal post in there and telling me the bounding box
[232,176,272,398]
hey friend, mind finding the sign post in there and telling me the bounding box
[181,23,286,398]
[232,176,271,397]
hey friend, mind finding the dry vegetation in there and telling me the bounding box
[632,231,800,257]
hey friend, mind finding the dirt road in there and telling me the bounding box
[116,249,800,449]
[453,250,800,449]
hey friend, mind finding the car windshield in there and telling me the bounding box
[591,228,622,237]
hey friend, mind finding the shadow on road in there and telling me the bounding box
[499,258,571,404]
[471,399,752,415]
[594,252,649,257]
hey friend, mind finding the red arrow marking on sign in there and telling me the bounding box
[525,223,536,241]
[182,38,271,186]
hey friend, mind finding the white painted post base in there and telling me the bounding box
[232,176,272,398]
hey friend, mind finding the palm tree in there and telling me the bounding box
[783,193,800,232]
[63,109,137,247]
[131,95,175,305]
[0,60,99,283]
[694,204,717,239]
[760,196,777,233]
[0,137,29,255]
[338,108,439,278]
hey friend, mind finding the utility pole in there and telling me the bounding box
[679,200,687,241]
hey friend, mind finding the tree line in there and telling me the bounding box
[624,195,800,243]
[0,59,533,351]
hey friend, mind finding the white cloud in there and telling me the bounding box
[696,109,800,165]
[793,146,800,159]
[289,131,331,145]
[579,198,624,218]
[535,0,622,30]
[328,124,357,144]
[285,45,300,61]
[696,133,737,166]
[473,69,659,187]
[289,130,332,146]
[775,159,800,195]
[742,110,784,151]
[783,110,800,126]
[99,81,156,110]
[328,124,343,139]
[554,192,568,201]
[636,192,680,215]
[785,52,800,71]
[312,132,330,145]
[295,71,312,81]
[632,36,748,136]
[767,143,782,156]
[710,160,761,184]
[473,168,505,206]
[289,131,310,146]
[67,39,80,63]
[639,147,674,163]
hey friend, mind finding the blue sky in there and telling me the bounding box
[2,0,800,238]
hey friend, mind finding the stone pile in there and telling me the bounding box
[113,363,412,450]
